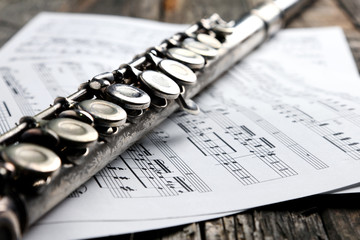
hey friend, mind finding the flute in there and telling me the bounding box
[0,0,312,239]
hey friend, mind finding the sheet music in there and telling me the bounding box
[0,13,360,240]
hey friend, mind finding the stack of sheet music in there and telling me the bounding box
[0,13,359,240]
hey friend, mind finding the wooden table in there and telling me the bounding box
[1,0,360,239]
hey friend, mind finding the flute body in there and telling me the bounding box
[0,0,311,239]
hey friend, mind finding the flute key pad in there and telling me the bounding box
[167,47,205,70]
[20,128,60,149]
[158,59,197,86]
[196,33,222,49]
[182,38,217,58]
[1,143,61,176]
[58,109,94,125]
[139,70,180,100]
[104,84,151,110]
[77,99,127,127]
[46,118,98,147]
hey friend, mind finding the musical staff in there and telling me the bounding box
[8,17,182,63]
[173,114,259,185]
[0,67,40,134]
[318,99,360,127]
[33,61,108,98]
[207,108,298,178]
[147,131,211,193]
[0,67,37,116]
[0,101,12,133]
[14,35,136,61]
[274,103,360,160]
[238,106,329,169]
[94,130,211,198]
[67,185,87,198]
[172,106,302,185]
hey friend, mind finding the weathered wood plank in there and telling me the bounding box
[160,0,270,23]
[0,0,72,46]
[287,0,354,30]
[0,0,67,26]
[0,20,19,48]
[160,223,202,240]
[236,214,256,240]
[161,0,250,23]
[60,0,162,21]
[222,216,238,240]
[253,209,328,239]
[337,0,360,28]
[345,30,360,71]
[318,195,360,240]
[204,218,227,240]
[321,209,360,240]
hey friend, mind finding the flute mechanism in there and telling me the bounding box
[0,0,311,239]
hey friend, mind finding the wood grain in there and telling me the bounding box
[337,0,360,28]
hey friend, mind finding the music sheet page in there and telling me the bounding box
[0,13,360,240]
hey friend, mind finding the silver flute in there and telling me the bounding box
[0,0,311,239]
